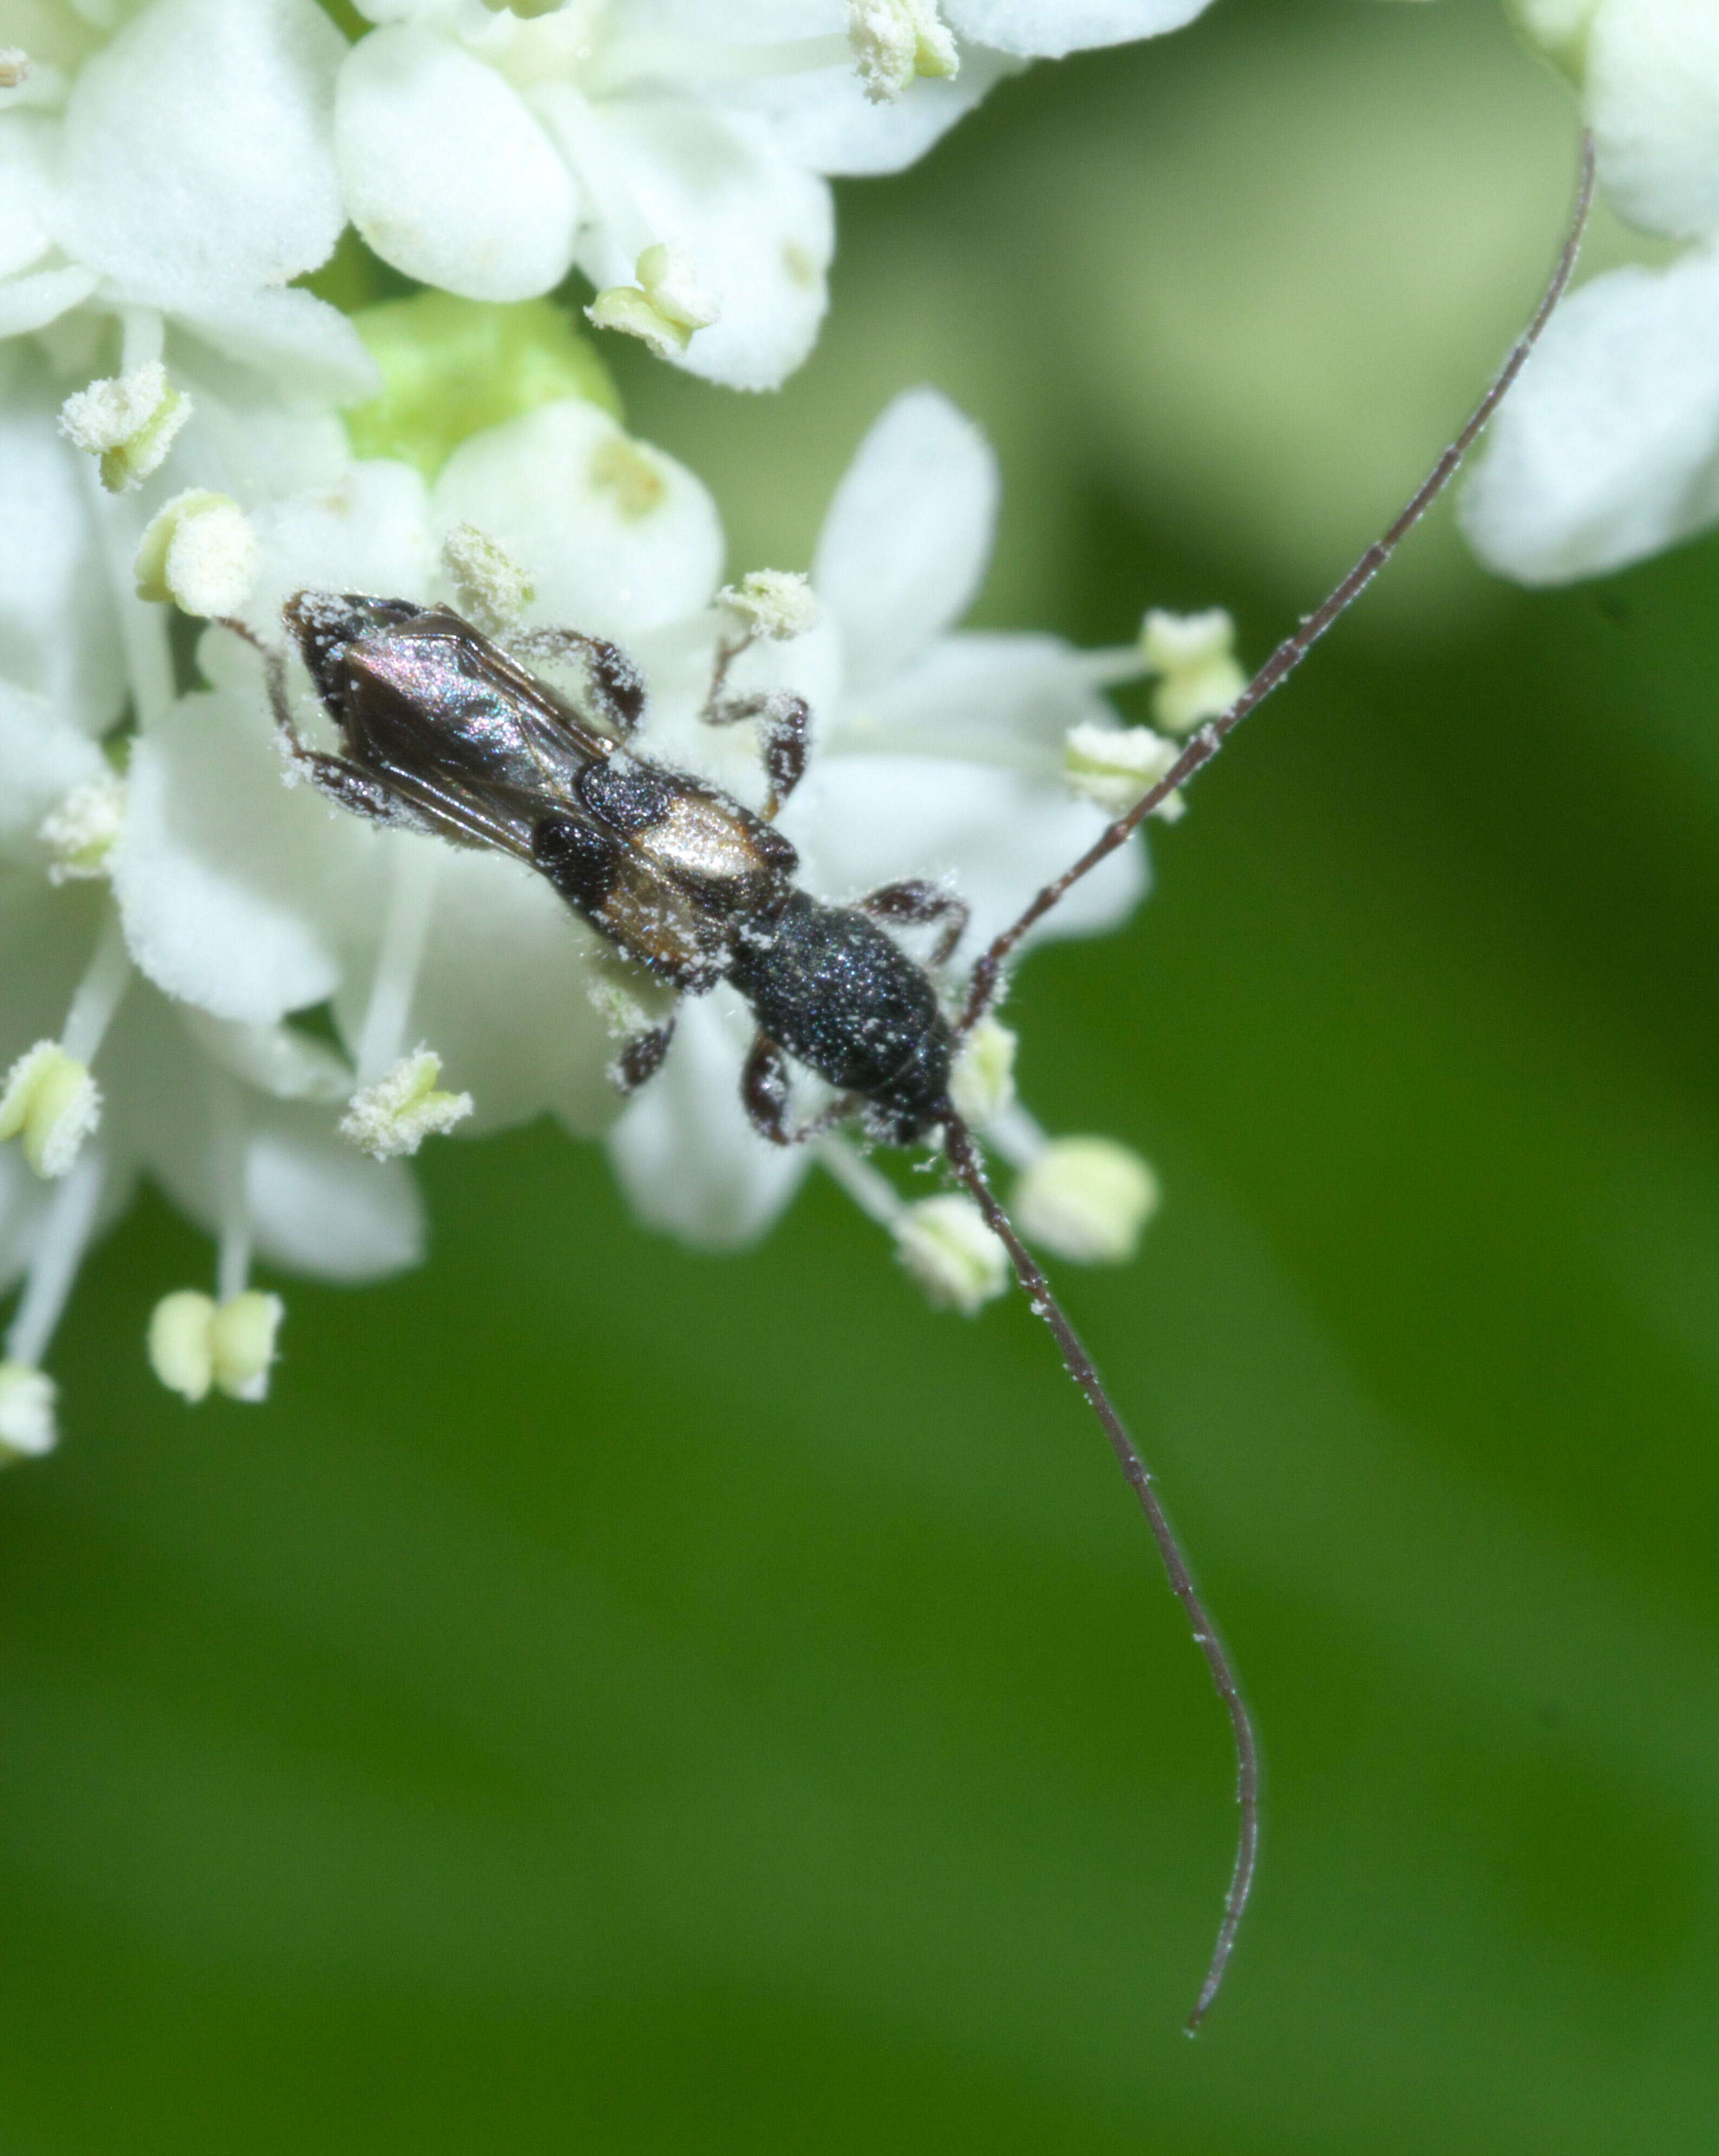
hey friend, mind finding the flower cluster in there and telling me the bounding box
[0,0,1237,1457]
[1463,0,1719,581]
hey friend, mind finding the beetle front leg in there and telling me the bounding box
[705,691,810,821]
[508,626,646,741]
[858,879,970,969]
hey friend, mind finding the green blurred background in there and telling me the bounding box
[7,0,1718,2147]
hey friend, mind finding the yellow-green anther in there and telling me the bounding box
[339,1048,473,1161]
[442,524,535,634]
[1014,1137,1160,1266]
[40,773,125,884]
[0,1362,56,1462]
[1064,720,1182,819]
[849,0,958,101]
[57,362,191,493]
[894,1194,1008,1315]
[717,570,819,643]
[1139,606,1246,735]
[147,1289,285,1405]
[0,1041,101,1178]
[345,293,620,480]
[948,1019,1018,1127]
[134,489,259,616]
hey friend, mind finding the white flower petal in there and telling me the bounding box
[172,288,382,409]
[244,1105,424,1280]
[0,261,98,338]
[0,111,54,278]
[114,990,424,1282]
[112,683,372,1023]
[812,387,999,690]
[0,684,105,861]
[939,0,1213,58]
[332,842,633,1140]
[724,45,1015,178]
[0,355,124,732]
[54,0,345,307]
[245,459,435,632]
[1460,246,1719,584]
[606,989,810,1247]
[336,27,581,300]
[552,88,834,390]
[1587,0,1719,238]
[789,753,1145,949]
[825,629,1113,771]
[433,400,723,642]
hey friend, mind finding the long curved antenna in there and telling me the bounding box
[958,133,1595,1035]
[942,1117,1259,2033]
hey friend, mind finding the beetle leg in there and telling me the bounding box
[508,626,646,741]
[611,1012,677,1096]
[741,1033,861,1147]
[216,615,404,825]
[704,691,810,821]
[857,879,970,970]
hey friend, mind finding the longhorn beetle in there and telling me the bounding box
[228,141,1592,2033]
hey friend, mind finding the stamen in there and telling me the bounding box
[134,491,259,619]
[1014,1137,1160,1265]
[0,1362,56,1462]
[147,1288,284,1405]
[340,1048,473,1161]
[716,570,819,645]
[4,1145,106,1370]
[442,523,535,634]
[59,359,189,493]
[60,908,134,1066]
[817,1136,1007,1314]
[41,771,125,883]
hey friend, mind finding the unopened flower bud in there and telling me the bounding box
[148,1289,285,1405]
[0,1040,101,1178]
[58,362,191,493]
[849,0,958,102]
[40,773,125,884]
[588,244,719,359]
[948,1019,1018,1126]
[1064,722,1183,819]
[442,523,534,634]
[1140,607,1246,735]
[0,1362,56,1462]
[717,570,819,643]
[340,1048,473,1161]
[1014,1137,1160,1266]
[895,1194,1008,1315]
[134,491,258,616]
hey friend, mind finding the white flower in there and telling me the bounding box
[1463,0,1719,581]
[0,0,372,402]
[330,0,1218,390]
[1,356,1163,1425]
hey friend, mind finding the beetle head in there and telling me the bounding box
[284,590,422,710]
